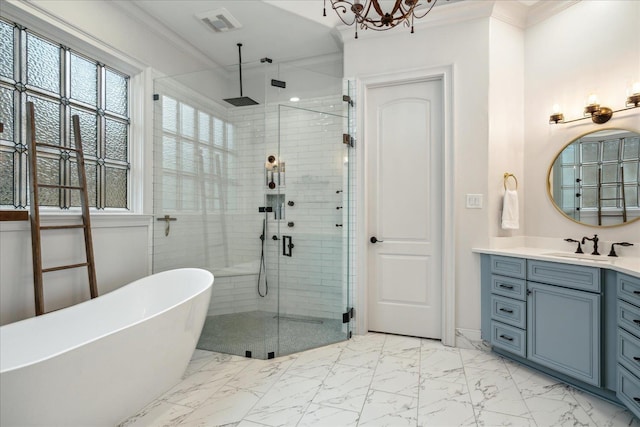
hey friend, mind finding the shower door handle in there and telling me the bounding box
[370,236,383,244]
[283,235,294,257]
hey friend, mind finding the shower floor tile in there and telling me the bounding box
[196,310,346,359]
[120,333,640,427]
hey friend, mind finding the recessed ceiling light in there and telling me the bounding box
[290,97,300,102]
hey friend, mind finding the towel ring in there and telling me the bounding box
[504,173,518,190]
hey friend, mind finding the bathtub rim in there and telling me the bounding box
[0,267,214,374]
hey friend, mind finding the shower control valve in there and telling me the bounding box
[272,235,280,241]
[288,200,295,206]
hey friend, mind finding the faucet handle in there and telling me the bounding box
[608,242,634,257]
[564,238,584,254]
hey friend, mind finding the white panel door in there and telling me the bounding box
[366,79,443,339]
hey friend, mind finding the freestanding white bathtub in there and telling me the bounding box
[0,268,213,427]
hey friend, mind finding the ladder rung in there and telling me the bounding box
[42,262,89,273]
[38,184,84,190]
[600,198,623,201]
[40,224,86,230]
[36,142,81,152]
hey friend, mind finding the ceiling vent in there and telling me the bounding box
[196,8,242,33]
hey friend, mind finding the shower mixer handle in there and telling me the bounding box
[370,236,383,244]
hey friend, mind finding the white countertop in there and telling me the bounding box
[473,246,640,277]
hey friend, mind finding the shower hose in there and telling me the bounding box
[257,218,268,297]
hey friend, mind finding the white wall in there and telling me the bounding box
[524,1,640,242]
[343,8,493,334]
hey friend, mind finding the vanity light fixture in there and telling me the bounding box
[549,84,640,125]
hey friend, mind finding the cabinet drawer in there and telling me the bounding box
[490,320,526,358]
[491,275,526,300]
[619,300,640,337]
[528,260,600,293]
[619,328,640,378]
[491,294,526,329]
[617,365,640,420]
[619,273,640,308]
[490,256,526,279]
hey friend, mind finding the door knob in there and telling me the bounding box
[370,236,384,244]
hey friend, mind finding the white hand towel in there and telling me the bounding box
[501,189,519,230]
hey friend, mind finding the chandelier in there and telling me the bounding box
[324,0,441,38]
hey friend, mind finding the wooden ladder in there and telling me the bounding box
[26,101,98,315]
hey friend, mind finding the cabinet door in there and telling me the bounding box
[527,282,601,386]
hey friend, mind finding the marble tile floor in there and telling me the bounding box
[121,333,639,427]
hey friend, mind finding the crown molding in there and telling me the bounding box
[526,0,580,28]
[0,0,146,74]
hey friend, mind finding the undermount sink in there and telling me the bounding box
[543,252,610,262]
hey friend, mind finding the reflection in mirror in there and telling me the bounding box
[548,128,640,227]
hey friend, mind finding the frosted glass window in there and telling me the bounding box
[26,33,60,94]
[158,96,234,212]
[105,69,128,116]
[581,142,599,163]
[105,118,128,161]
[0,20,13,79]
[602,139,620,161]
[624,137,639,160]
[70,53,97,105]
[0,86,14,142]
[0,18,130,210]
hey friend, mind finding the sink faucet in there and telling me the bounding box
[608,242,634,257]
[581,234,600,256]
[564,238,584,254]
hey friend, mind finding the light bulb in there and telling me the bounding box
[632,82,640,95]
[587,93,599,106]
[552,104,561,114]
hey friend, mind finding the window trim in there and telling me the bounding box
[1,3,148,214]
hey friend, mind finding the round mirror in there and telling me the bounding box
[547,128,640,227]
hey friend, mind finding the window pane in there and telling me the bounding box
[561,166,575,184]
[162,96,177,132]
[581,142,599,163]
[28,95,61,145]
[34,155,60,206]
[560,143,576,164]
[26,33,60,94]
[581,165,597,185]
[623,162,638,183]
[198,111,210,142]
[624,137,639,160]
[0,150,13,205]
[182,141,195,173]
[105,166,127,208]
[70,161,97,207]
[601,164,618,183]
[581,188,596,208]
[561,189,576,209]
[214,118,224,147]
[0,86,14,142]
[200,146,212,174]
[600,186,617,207]
[70,53,97,105]
[163,136,177,170]
[625,186,638,207]
[105,118,127,161]
[180,104,195,138]
[70,108,97,156]
[226,123,235,150]
[0,21,13,80]
[602,139,620,161]
[105,68,127,115]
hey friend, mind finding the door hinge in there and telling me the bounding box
[342,94,354,107]
[343,133,355,147]
[342,307,354,323]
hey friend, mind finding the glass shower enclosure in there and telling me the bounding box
[152,59,354,359]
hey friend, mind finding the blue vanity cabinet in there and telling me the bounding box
[617,272,640,419]
[526,260,601,387]
[483,256,527,357]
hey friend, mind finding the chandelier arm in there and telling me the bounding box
[370,0,385,17]
[330,0,358,25]
[413,0,438,19]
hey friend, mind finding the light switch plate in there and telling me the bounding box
[466,194,483,209]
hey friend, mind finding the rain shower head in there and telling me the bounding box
[224,43,259,107]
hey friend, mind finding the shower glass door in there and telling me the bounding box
[152,62,352,359]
